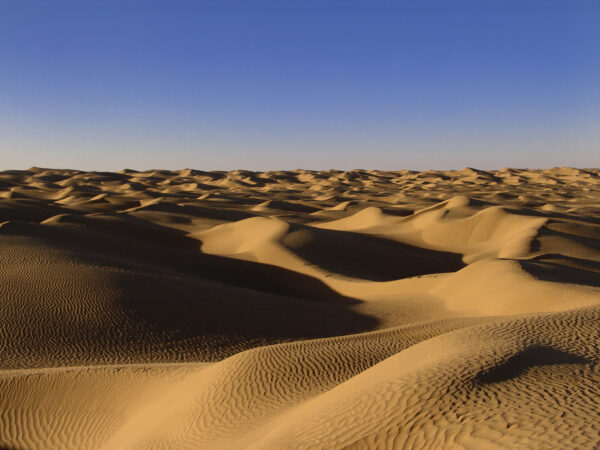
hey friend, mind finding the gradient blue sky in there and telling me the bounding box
[1,0,599,170]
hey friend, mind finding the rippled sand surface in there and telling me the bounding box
[1,166,600,448]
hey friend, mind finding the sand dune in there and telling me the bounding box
[0,167,599,448]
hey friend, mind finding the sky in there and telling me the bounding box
[1,0,599,171]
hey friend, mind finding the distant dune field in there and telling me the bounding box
[1,167,600,449]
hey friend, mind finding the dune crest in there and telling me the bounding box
[0,167,599,448]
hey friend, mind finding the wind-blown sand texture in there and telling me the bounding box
[1,166,600,449]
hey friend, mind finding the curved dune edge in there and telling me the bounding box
[0,167,599,448]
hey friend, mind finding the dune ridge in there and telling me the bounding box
[0,167,599,449]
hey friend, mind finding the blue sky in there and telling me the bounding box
[1,0,599,170]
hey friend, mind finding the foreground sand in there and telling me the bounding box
[1,166,600,449]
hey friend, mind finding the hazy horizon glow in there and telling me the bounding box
[1,0,599,171]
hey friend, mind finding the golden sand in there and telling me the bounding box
[1,167,599,448]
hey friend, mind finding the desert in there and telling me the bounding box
[0,166,599,448]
